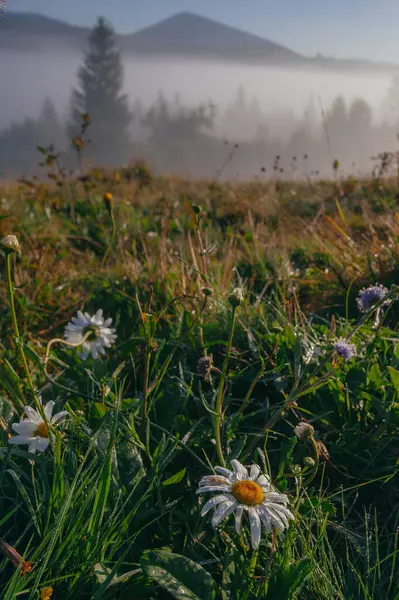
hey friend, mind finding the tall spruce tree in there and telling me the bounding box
[69,17,132,165]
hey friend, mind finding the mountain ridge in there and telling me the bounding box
[1,11,399,72]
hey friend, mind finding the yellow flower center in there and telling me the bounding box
[36,422,49,438]
[231,480,264,506]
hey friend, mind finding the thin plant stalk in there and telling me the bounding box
[5,253,36,403]
[102,209,117,266]
[214,305,237,468]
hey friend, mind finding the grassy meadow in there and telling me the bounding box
[1,161,399,599]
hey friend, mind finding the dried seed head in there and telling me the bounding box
[294,422,315,441]
[197,355,213,382]
[1,235,21,255]
[228,287,244,307]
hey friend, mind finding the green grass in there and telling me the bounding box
[1,169,399,598]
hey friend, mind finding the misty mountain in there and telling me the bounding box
[1,11,399,73]
[118,12,301,64]
[0,12,90,50]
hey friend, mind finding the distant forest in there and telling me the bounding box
[2,18,399,180]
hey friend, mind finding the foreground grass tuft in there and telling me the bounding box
[1,172,399,598]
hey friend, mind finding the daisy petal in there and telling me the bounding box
[12,421,37,436]
[199,475,231,487]
[249,464,261,481]
[257,504,272,533]
[44,401,55,421]
[256,474,271,488]
[264,506,285,532]
[35,438,50,453]
[235,505,244,534]
[51,411,68,425]
[196,485,232,494]
[231,459,248,481]
[249,507,262,549]
[211,499,237,527]
[214,466,234,479]
[201,494,234,517]
[265,492,289,504]
[23,406,41,423]
[79,346,90,360]
[9,435,36,446]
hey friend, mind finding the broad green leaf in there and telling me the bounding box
[92,402,109,419]
[388,366,399,396]
[141,549,217,600]
[162,468,186,486]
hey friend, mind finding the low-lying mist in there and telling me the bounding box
[1,48,399,179]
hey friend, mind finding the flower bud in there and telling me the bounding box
[294,422,314,441]
[303,456,316,468]
[103,192,113,213]
[192,204,202,215]
[1,235,21,255]
[202,287,213,297]
[228,287,244,307]
[40,587,54,600]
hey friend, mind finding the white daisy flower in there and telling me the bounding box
[197,459,294,549]
[64,309,117,360]
[8,400,68,454]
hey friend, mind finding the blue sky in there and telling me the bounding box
[8,0,399,62]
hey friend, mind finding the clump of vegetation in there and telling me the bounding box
[1,137,399,599]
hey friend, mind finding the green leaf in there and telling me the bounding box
[221,548,246,600]
[267,557,312,600]
[13,280,31,290]
[162,468,186,486]
[388,366,399,396]
[368,362,382,387]
[92,402,109,419]
[141,549,217,600]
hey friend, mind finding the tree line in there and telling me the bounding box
[1,17,399,179]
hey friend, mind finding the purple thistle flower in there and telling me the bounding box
[356,284,390,313]
[333,339,357,360]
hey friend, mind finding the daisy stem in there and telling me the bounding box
[5,253,36,404]
[44,332,93,366]
[214,305,237,468]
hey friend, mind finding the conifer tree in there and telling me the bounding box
[69,17,132,165]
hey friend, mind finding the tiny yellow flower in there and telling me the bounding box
[103,192,113,213]
[40,587,54,600]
